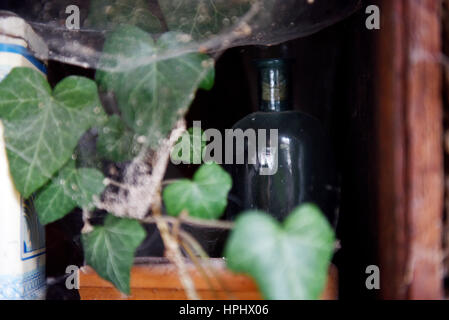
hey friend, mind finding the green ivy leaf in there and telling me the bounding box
[163,162,231,219]
[0,67,50,120]
[86,0,252,40]
[96,26,215,149]
[35,161,105,225]
[86,0,162,33]
[82,214,146,295]
[224,204,335,300]
[171,127,206,164]
[159,1,252,40]
[97,115,139,162]
[0,68,103,197]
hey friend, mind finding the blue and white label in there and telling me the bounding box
[0,267,46,300]
[0,40,47,300]
[21,197,46,261]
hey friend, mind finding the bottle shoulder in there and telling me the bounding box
[232,110,325,137]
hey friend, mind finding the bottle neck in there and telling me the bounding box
[257,60,291,112]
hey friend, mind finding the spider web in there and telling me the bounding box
[0,0,361,71]
[0,0,359,219]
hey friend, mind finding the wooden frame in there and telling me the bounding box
[78,258,338,300]
[376,0,444,299]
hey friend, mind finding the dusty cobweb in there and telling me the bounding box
[0,0,361,221]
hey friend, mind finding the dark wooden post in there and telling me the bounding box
[376,0,444,299]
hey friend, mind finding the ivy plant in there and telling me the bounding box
[224,205,335,300]
[86,0,252,39]
[0,24,335,300]
[0,68,105,197]
[163,162,232,219]
[96,25,215,149]
[82,214,146,295]
[35,160,105,225]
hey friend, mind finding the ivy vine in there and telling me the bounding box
[0,24,335,299]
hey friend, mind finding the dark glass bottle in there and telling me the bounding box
[227,58,337,223]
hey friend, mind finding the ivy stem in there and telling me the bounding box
[81,209,93,234]
[103,178,129,190]
[179,239,220,299]
[143,215,234,230]
[162,179,179,186]
[152,191,199,300]
[178,230,234,298]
